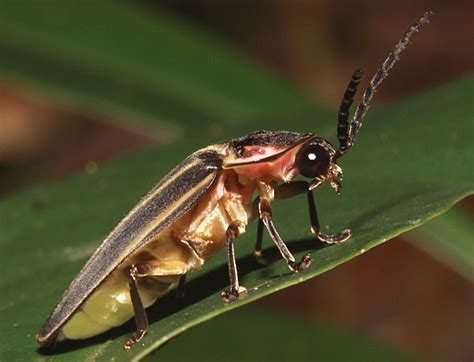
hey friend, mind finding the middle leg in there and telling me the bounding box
[221,220,247,303]
[258,198,312,272]
[253,218,268,265]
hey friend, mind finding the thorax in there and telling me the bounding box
[173,169,256,262]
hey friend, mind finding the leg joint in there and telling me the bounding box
[226,220,243,240]
[258,198,272,218]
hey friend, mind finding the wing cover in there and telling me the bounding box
[38,148,223,343]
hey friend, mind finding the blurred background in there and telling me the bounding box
[0,1,472,361]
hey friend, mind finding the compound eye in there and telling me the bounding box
[295,144,331,178]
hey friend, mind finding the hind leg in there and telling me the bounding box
[122,258,189,349]
[123,265,148,350]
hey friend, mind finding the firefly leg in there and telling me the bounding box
[253,218,268,265]
[306,188,352,243]
[250,196,269,264]
[124,265,149,350]
[276,181,352,244]
[259,198,312,272]
[221,221,247,303]
[176,274,186,300]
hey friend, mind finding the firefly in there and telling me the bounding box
[37,12,432,350]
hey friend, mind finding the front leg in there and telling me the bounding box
[307,189,352,243]
[276,181,351,244]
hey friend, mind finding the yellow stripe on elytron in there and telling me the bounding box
[124,158,202,218]
[116,171,217,262]
[117,145,224,227]
[37,152,222,343]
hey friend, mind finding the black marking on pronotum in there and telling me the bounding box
[230,130,312,158]
[37,11,432,350]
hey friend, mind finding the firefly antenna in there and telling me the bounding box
[335,11,433,159]
[336,68,364,158]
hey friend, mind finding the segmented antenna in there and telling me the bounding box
[336,68,364,154]
[335,11,433,159]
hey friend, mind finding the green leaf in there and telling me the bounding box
[408,204,474,281]
[151,308,413,362]
[0,76,472,360]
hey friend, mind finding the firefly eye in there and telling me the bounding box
[295,143,331,178]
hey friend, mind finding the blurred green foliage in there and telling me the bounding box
[0,0,472,360]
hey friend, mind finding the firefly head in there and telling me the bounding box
[295,137,343,193]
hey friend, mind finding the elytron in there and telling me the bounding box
[37,12,432,350]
